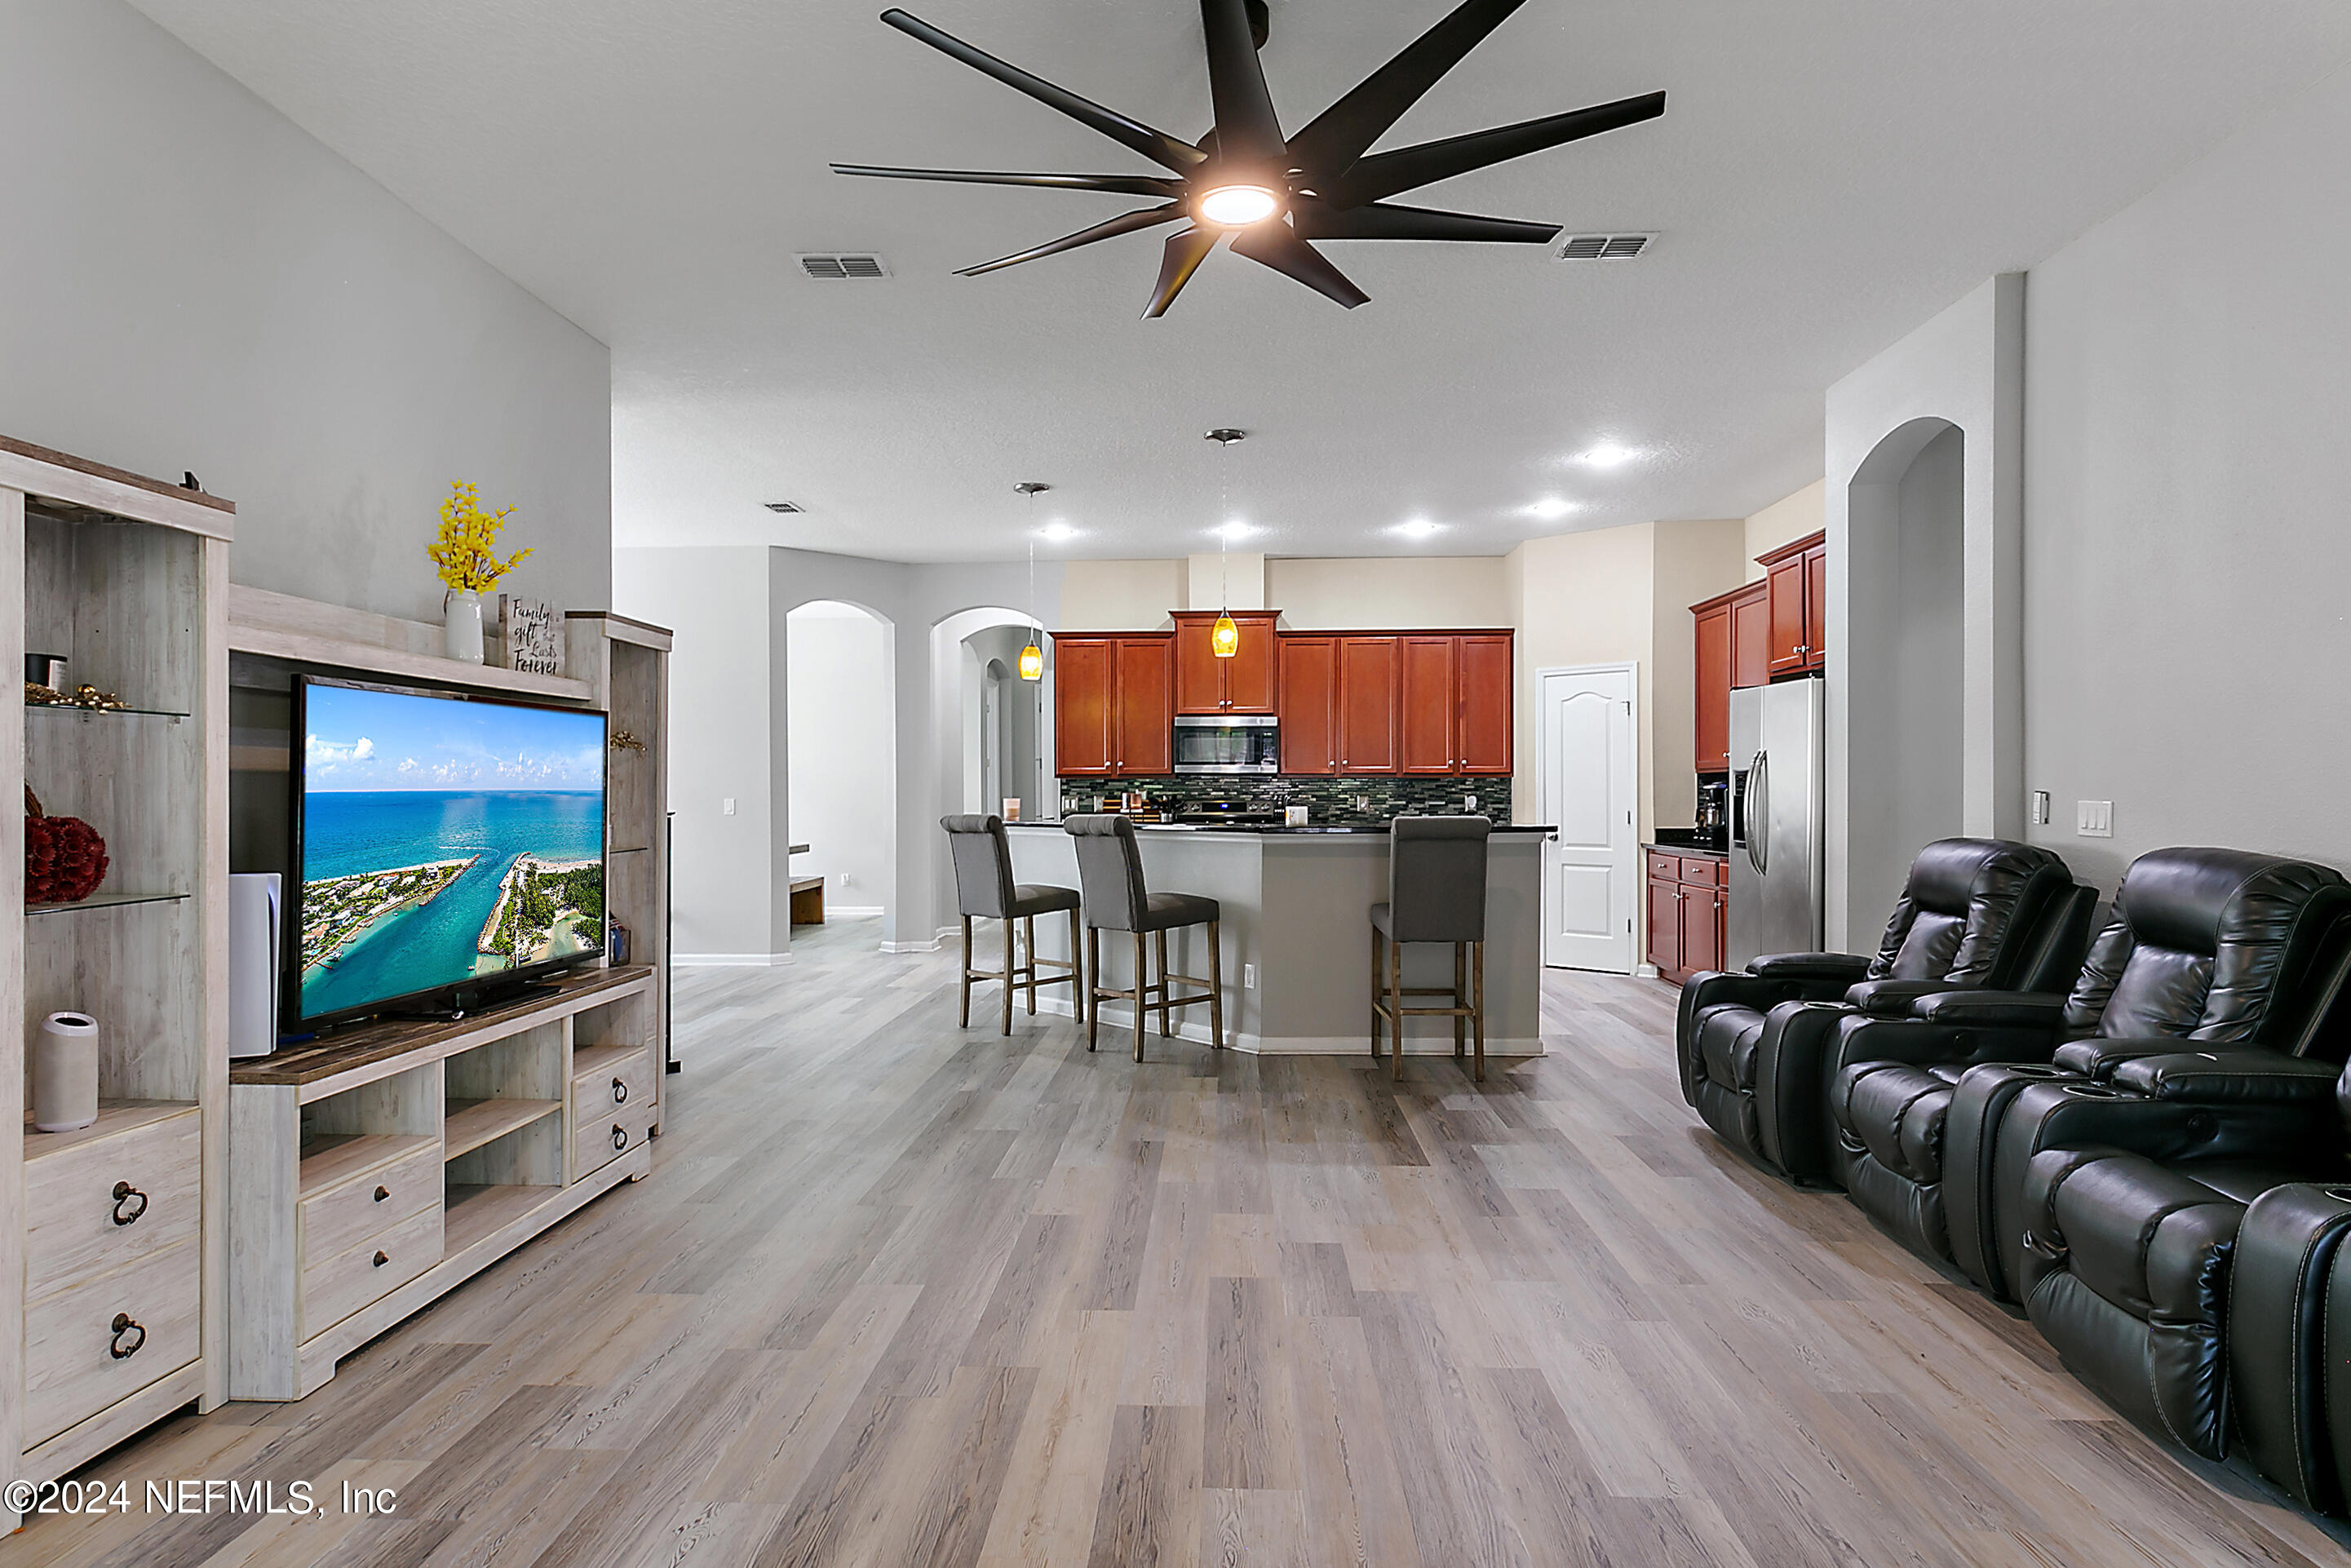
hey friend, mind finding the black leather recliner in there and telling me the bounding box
[1676,839,2085,1185]
[1927,850,2351,1300]
[2013,1049,2350,1461]
[2228,1181,2351,1515]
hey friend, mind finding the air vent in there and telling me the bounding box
[1555,233,1654,261]
[796,253,890,279]
[764,501,804,513]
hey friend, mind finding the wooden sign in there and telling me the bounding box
[499,596,564,676]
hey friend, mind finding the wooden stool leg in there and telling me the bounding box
[1472,941,1486,1083]
[1133,932,1149,1062]
[1086,927,1100,1052]
[1454,942,1468,1058]
[1155,929,1171,1036]
[1069,907,1083,1024]
[959,915,973,1028]
[1002,917,1016,1035]
[1369,924,1381,1059]
[1025,915,1038,1015]
[1206,919,1224,1050]
[1388,937,1407,1082]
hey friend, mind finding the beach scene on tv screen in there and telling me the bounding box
[299,684,604,1018]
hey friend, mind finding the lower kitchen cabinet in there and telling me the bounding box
[1645,848,1726,985]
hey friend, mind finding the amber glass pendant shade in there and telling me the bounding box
[1211,611,1240,659]
[1019,639,1044,680]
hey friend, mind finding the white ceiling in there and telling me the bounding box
[131,0,2351,563]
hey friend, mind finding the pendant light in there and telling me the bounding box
[1015,482,1049,680]
[1206,428,1246,658]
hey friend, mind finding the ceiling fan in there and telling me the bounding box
[832,0,1666,317]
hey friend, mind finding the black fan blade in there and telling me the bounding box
[958,204,1189,277]
[1144,228,1220,317]
[832,165,1184,198]
[1229,221,1370,308]
[1286,0,1524,179]
[1200,0,1286,164]
[1327,90,1665,207]
[879,9,1206,172]
[1292,198,1557,244]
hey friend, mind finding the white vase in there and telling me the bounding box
[33,1012,99,1132]
[444,590,485,664]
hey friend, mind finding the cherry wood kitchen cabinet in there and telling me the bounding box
[1730,581,1771,688]
[1454,633,1514,774]
[1335,636,1401,773]
[1760,529,1828,677]
[1398,635,1459,774]
[1277,636,1339,774]
[1692,596,1733,771]
[1053,632,1171,777]
[1645,848,1727,985]
[1172,610,1278,714]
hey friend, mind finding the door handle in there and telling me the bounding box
[1749,752,1769,876]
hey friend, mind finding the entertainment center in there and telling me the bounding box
[0,436,672,1497]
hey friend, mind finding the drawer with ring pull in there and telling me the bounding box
[574,1098,655,1180]
[24,1236,200,1446]
[573,1043,653,1119]
[25,1103,201,1305]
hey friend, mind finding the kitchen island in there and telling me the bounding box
[1003,822,1551,1056]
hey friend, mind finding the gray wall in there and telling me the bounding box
[0,0,611,619]
[2021,60,2351,887]
[1889,426,1966,877]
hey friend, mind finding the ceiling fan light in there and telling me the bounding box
[1198,184,1282,226]
[1211,612,1241,658]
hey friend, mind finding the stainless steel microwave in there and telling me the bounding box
[1171,714,1280,774]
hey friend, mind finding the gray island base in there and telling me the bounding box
[1003,824,1548,1056]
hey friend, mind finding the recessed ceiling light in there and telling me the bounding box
[1214,520,1255,541]
[1038,521,1078,542]
[1393,518,1441,539]
[1574,441,1643,469]
[1521,496,1578,520]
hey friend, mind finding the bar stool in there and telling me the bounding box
[1370,815,1490,1081]
[1065,814,1224,1061]
[941,814,1081,1034]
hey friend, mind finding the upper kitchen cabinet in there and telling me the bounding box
[1758,529,1828,677]
[1398,636,1458,774]
[1172,610,1278,714]
[1731,580,1770,688]
[1454,633,1513,774]
[1277,636,1338,776]
[1335,636,1401,773]
[1053,632,1172,777]
[1693,583,1769,769]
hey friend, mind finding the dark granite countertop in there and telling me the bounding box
[1647,831,1728,856]
[1006,820,1555,835]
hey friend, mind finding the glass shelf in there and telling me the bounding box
[27,889,190,916]
[27,702,188,720]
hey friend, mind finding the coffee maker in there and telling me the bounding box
[1695,778,1729,847]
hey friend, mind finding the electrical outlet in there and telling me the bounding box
[1464,794,1478,810]
[2030,791,2051,826]
[1356,795,1370,811]
[839,873,852,887]
[2076,800,2113,838]
[723,796,737,817]
[1243,963,1259,990]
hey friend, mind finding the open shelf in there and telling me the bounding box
[26,889,189,916]
[442,1099,561,1160]
[443,1182,554,1256]
[297,1132,441,1198]
[24,1100,196,1163]
[28,702,190,720]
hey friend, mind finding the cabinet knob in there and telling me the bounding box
[374,1185,391,1203]
[613,1078,630,1105]
[373,1250,390,1268]
[108,1313,146,1360]
[111,1181,148,1226]
[611,1124,629,1151]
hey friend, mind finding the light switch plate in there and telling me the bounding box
[2030,791,2051,826]
[2076,800,2113,838]
[1243,963,1259,990]
[723,796,737,817]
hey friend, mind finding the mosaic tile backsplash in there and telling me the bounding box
[1056,775,1513,826]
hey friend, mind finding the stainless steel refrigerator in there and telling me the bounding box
[1729,677,1824,966]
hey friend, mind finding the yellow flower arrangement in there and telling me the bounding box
[428,481,532,594]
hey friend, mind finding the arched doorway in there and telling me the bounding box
[1844,417,1966,922]
[784,599,896,938]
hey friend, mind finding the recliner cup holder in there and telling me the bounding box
[2326,1187,2351,1204]
[2065,1084,2127,1099]
[2008,1065,2071,1079]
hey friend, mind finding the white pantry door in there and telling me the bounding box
[1539,665,1638,971]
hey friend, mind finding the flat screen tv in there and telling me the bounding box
[290,676,607,1027]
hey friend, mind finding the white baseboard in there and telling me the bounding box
[675,952,793,968]
[1634,963,1660,978]
[824,906,885,918]
[881,938,944,954]
[1028,994,1543,1056]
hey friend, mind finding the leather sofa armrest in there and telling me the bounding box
[2110,1051,2344,1105]
[1843,978,1952,1017]
[2231,1185,2351,1512]
[2051,1037,2185,1079]
[1913,990,2070,1027]
[1747,952,1872,984]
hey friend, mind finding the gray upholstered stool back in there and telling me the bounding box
[1065,813,1148,932]
[942,814,1016,919]
[1389,816,1490,943]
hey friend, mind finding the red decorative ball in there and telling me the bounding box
[24,790,107,904]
